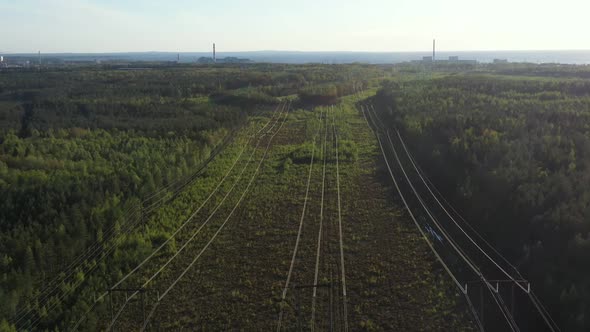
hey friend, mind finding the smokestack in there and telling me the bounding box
[432,39,436,62]
[213,43,216,63]
[177,53,180,62]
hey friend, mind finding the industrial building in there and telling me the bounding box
[411,40,477,65]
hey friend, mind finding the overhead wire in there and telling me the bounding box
[140,100,290,331]
[393,127,558,332]
[311,106,329,331]
[366,105,518,332]
[71,103,285,330]
[15,109,255,328]
[361,104,488,331]
[333,106,349,332]
[106,103,288,331]
[394,129,530,293]
[360,105,466,294]
[277,107,322,331]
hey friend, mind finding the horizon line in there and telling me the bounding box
[3,49,590,55]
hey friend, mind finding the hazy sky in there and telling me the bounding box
[1,0,589,53]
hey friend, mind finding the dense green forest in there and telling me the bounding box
[373,71,590,331]
[3,62,588,330]
[0,64,383,330]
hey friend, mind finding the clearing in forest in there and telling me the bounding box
[108,94,475,331]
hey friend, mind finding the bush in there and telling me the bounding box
[298,85,338,106]
[338,140,358,162]
[290,142,315,164]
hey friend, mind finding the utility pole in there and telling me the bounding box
[141,290,146,324]
[295,285,301,331]
[108,287,148,330]
[511,283,515,317]
[466,278,529,330]
[109,290,114,331]
[329,269,334,332]
[479,284,484,327]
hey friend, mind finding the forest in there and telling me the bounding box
[372,71,590,331]
[0,63,382,330]
[1,62,588,331]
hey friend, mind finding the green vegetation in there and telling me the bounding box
[0,64,388,330]
[5,61,586,330]
[108,101,473,331]
[0,67,244,331]
[373,70,590,331]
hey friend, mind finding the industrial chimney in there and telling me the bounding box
[432,39,436,62]
[213,43,216,63]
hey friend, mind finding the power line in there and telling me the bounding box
[107,104,289,330]
[361,105,485,330]
[72,103,286,330]
[395,130,530,293]
[141,100,290,331]
[333,106,349,332]
[14,111,253,329]
[107,107,286,330]
[277,107,322,331]
[311,106,329,331]
[393,129,558,332]
[366,103,559,332]
[367,105,519,331]
[360,105,466,293]
[113,103,285,292]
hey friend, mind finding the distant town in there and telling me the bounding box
[0,53,514,69]
[197,56,252,64]
[0,54,253,69]
[411,55,509,65]
[0,43,253,69]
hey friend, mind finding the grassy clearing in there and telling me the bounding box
[110,95,475,331]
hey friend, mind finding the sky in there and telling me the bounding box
[1,0,589,53]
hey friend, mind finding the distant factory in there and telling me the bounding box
[412,39,477,65]
[493,58,508,64]
[197,56,251,64]
[0,55,31,69]
[414,55,477,65]
[413,55,477,65]
[197,43,251,64]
